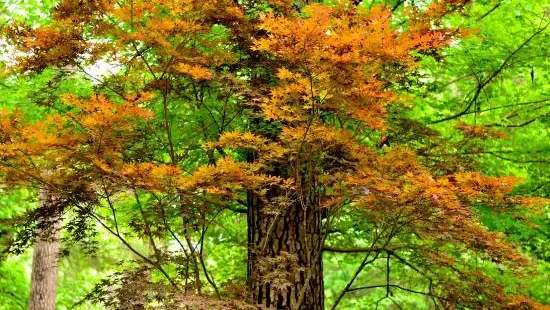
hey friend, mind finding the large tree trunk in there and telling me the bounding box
[29,188,62,310]
[247,191,324,310]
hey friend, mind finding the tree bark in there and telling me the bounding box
[247,191,324,310]
[28,188,63,310]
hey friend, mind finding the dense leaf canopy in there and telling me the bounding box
[0,0,548,309]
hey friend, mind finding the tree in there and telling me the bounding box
[29,185,64,310]
[0,67,122,310]
[0,0,548,309]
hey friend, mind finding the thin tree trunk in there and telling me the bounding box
[247,191,324,310]
[29,188,62,310]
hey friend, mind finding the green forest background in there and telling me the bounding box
[0,0,548,309]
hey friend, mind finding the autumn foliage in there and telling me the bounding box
[0,0,548,309]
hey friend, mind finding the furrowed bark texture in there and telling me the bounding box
[29,188,63,310]
[247,191,324,310]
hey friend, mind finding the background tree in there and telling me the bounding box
[0,0,548,309]
[28,184,64,310]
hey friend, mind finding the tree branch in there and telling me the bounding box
[484,113,548,127]
[460,98,549,115]
[89,211,181,291]
[391,0,405,12]
[323,246,387,253]
[430,22,550,124]
[477,2,501,21]
[348,284,433,296]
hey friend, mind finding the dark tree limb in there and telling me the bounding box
[391,0,405,12]
[430,22,550,124]
[460,98,549,116]
[477,2,501,21]
[90,212,181,291]
[329,224,397,310]
[484,113,548,127]
[421,149,550,164]
[198,213,220,296]
[348,284,434,296]
[323,246,394,253]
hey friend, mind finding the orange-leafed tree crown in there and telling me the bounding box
[0,0,547,309]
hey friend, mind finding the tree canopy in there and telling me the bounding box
[0,0,549,309]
